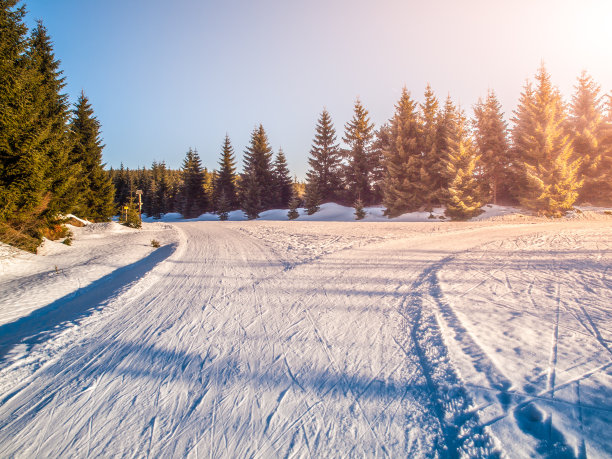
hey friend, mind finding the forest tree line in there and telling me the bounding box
[113,65,612,221]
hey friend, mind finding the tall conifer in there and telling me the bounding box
[305,109,342,205]
[383,88,425,217]
[473,90,510,204]
[512,65,582,216]
[179,148,207,218]
[342,99,375,204]
[70,92,115,221]
[272,148,292,208]
[213,135,238,210]
[241,124,274,218]
[569,72,611,204]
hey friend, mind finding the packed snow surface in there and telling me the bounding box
[0,216,610,457]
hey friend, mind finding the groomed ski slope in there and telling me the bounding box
[0,219,610,457]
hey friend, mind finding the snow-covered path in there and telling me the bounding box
[0,221,610,457]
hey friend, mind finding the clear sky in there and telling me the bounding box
[23,0,612,177]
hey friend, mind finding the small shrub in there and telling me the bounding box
[64,217,85,227]
[353,198,366,220]
[62,237,72,246]
[124,207,142,228]
[604,210,612,216]
[151,239,161,248]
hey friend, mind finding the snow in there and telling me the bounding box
[0,215,610,457]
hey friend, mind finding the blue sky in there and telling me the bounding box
[23,0,612,177]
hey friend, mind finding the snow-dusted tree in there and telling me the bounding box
[241,124,274,218]
[305,109,342,205]
[512,65,582,216]
[473,90,510,204]
[569,72,611,204]
[444,111,484,220]
[383,88,426,217]
[342,99,375,204]
[272,148,292,208]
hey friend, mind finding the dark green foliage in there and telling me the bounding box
[473,90,511,204]
[70,92,115,221]
[287,194,299,220]
[342,99,376,204]
[179,148,208,218]
[216,190,230,221]
[241,124,274,218]
[272,148,292,208]
[305,109,343,203]
[213,135,238,210]
[353,197,366,220]
[383,88,426,217]
[304,182,320,215]
[150,161,170,218]
[419,85,441,210]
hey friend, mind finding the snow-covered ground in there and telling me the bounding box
[0,213,610,457]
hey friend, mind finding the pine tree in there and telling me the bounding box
[353,197,366,220]
[70,92,115,221]
[420,85,441,210]
[0,1,47,222]
[216,190,230,221]
[473,90,511,204]
[27,20,75,218]
[305,109,342,205]
[343,99,375,204]
[178,148,208,218]
[304,181,321,215]
[272,148,292,208]
[150,161,170,218]
[444,111,484,220]
[512,65,582,216]
[241,124,274,217]
[370,124,391,204]
[287,193,299,220]
[383,87,426,217]
[569,72,611,204]
[213,135,238,210]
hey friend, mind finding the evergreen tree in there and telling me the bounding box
[27,21,75,218]
[287,193,299,220]
[179,148,207,218]
[569,72,611,204]
[370,123,391,204]
[0,1,47,222]
[304,182,321,215]
[305,109,342,204]
[473,90,511,204]
[383,88,426,217]
[353,197,366,220]
[241,124,274,217]
[213,135,238,210]
[272,148,292,208]
[216,190,230,221]
[444,111,484,220]
[70,92,115,221]
[342,99,375,204]
[512,65,582,216]
[420,85,442,210]
[150,161,170,218]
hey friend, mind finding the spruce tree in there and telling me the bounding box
[287,193,299,220]
[216,190,230,221]
[304,182,321,215]
[342,99,375,204]
[241,124,274,217]
[213,135,238,210]
[150,161,170,218]
[27,21,75,218]
[305,109,342,205]
[569,72,611,204]
[383,88,426,217]
[353,197,366,220]
[473,90,511,204]
[420,85,441,210]
[512,65,582,216]
[444,111,484,220]
[0,1,47,222]
[272,148,292,208]
[70,92,115,221]
[179,148,208,218]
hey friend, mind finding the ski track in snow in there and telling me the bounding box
[0,220,610,457]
